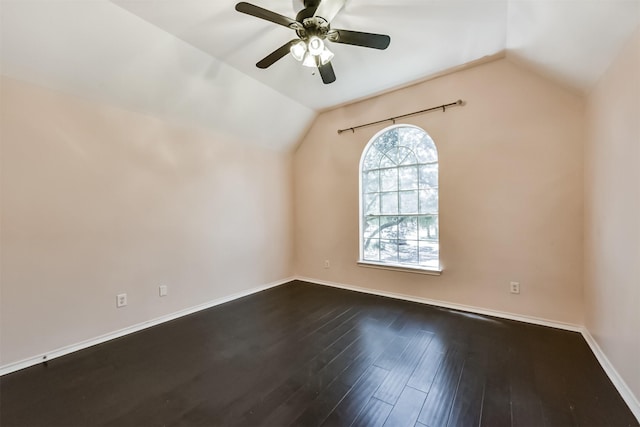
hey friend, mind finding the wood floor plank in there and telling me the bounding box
[509,327,547,427]
[373,330,434,405]
[416,343,466,427]
[320,365,389,427]
[382,385,427,427]
[258,322,399,426]
[237,325,363,425]
[530,342,576,426]
[406,337,447,393]
[447,348,487,427]
[212,309,372,425]
[291,379,353,427]
[479,343,511,427]
[337,323,408,388]
[372,314,423,372]
[351,397,393,427]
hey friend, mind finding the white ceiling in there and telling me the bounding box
[0,0,316,151]
[1,0,639,150]
[506,0,640,91]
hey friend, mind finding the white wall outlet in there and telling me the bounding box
[116,293,127,307]
[510,281,520,294]
[324,260,330,269]
[159,285,168,297]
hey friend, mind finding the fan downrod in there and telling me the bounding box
[296,0,321,22]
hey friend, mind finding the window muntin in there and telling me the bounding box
[360,125,439,270]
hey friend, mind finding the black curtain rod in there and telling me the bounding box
[337,99,465,135]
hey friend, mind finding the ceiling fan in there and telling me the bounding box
[235,0,391,84]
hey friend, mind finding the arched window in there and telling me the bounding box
[359,125,440,271]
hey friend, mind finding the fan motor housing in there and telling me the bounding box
[295,16,330,40]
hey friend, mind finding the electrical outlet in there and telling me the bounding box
[159,285,168,297]
[324,260,330,269]
[510,282,520,294]
[116,293,127,307]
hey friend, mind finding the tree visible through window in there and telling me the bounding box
[360,125,439,269]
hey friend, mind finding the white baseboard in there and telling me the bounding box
[296,275,639,423]
[581,329,640,421]
[296,276,582,332]
[0,277,294,377]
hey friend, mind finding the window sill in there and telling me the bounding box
[357,260,442,276]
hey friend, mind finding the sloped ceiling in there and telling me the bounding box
[1,0,639,151]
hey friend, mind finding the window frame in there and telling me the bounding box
[358,124,442,275]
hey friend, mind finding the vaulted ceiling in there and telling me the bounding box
[1,0,638,150]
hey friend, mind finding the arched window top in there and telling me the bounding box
[359,125,440,273]
[361,125,438,172]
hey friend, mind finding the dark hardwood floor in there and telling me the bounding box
[1,280,637,426]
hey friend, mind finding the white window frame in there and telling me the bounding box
[358,124,442,275]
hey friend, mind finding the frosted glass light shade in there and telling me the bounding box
[307,36,324,55]
[302,52,317,67]
[290,41,306,61]
[319,46,334,65]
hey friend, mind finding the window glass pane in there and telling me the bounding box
[398,166,418,190]
[400,154,418,165]
[364,193,379,215]
[363,147,383,171]
[419,188,438,214]
[419,164,438,188]
[418,216,439,240]
[381,192,398,214]
[399,240,418,264]
[399,191,419,214]
[380,239,398,263]
[374,129,398,153]
[379,216,399,239]
[419,241,439,267]
[397,127,421,151]
[396,147,415,166]
[363,170,379,193]
[363,238,380,261]
[398,216,418,240]
[415,137,437,163]
[379,148,399,168]
[364,217,379,238]
[380,168,398,192]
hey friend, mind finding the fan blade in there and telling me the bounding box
[235,2,298,29]
[313,0,346,22]
[329,29,390,49]
[318,61,336,84]
[257,40,298,69]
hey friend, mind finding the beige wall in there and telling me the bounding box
[585,29,640,401]
[294,58,585,325]
[0,77,294,366]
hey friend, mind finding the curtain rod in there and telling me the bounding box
[337,99,465,135]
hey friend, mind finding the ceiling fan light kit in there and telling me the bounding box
[235,0,391,84]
